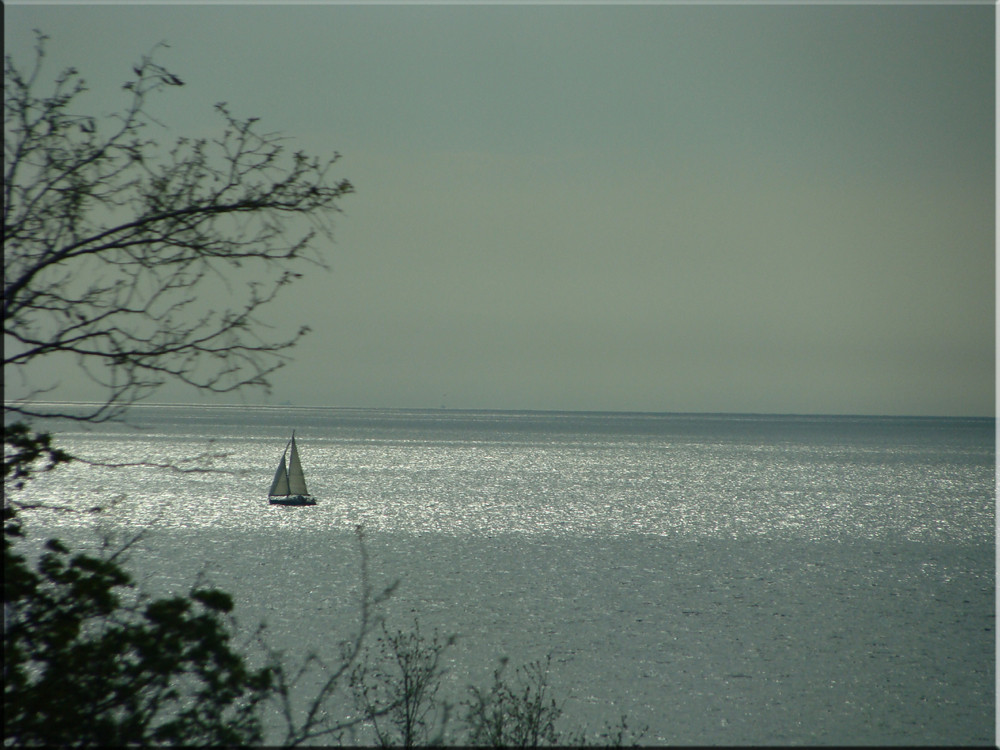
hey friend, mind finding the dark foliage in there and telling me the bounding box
[3,506,274,746]
[3,422,73,493]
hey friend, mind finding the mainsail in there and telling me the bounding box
[286,435,309,496]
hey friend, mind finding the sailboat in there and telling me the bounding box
[268,432,316,506]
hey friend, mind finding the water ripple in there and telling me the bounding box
[16,419,994,545]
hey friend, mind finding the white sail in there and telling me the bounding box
[268,432,315,505]
[269,453,290,496]
[287,436,309,496]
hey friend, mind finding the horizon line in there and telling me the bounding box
[5,399,995,422]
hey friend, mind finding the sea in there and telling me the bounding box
[8,404,996,746]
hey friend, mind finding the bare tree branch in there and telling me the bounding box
[4,31,353,424]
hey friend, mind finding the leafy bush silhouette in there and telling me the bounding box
[4,506,273,745]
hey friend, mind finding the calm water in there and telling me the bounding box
[10,405,996,745]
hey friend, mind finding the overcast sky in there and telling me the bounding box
[4,2,995,417]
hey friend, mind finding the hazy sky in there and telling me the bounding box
[4,2,995,416]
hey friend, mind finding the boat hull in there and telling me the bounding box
[268,495,317,506]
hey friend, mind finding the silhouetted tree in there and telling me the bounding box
[4,31,353,425]
[462,655,645,747]
[463,656,562,747]
[3,505,274,746]
[2,422,72,493]
[349,620,456,746]
[1,31,361,746]
[3,34,645,748]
